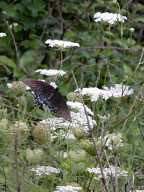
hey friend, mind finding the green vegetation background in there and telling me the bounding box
[0,0,144,191]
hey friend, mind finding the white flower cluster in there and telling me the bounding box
[54,185,82,192]
[130,190,144,192]
[35,69,66,77]
[10,22,18,29]
[103,84,133,97]
[40,101,96,134]
[0,32,7,37]
[67,101,94,116]
[87,165,128,179]
[49,81,57,88]
[75,84,133,102]
[101,132,123,150]
[94,12,127,25]
[31,166,60,176]
[45,39,80,49]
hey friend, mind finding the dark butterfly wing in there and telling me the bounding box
[22,79,71,121]
[0,91,5,97]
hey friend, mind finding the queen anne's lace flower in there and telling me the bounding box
[75,84,133,102]
[0,32,7,37]
[87,165,128,179]
[10,23,18,28]
[103,84,133,97]
[40,101,96,134]
[54,185,82,192]
[45,39,80,49]
[67,101,94,116]
[94,12,127,25]
[35,69,66,77]
[31,166,60,176]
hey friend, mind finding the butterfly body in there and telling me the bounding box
[22,79,71,121]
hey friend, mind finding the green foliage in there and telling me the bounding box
[0,0,144,191]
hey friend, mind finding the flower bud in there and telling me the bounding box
[7,81,27,95]
[72,127,86,140]
[67,92,81,102]
[26,148,44,164]
[13,121,29,141]
[80,139,102,156]
[0,118,8,130]
[33,123,49,144]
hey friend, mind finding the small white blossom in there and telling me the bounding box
[87,165,128,179]
[129,27,135,32]
[7,83,12,89]
[54,185,82,192]
[31,166,60,176]
[10,23,18,29]
[75,84,133,102]
[35,69,66,77]
[45,39,80,49]
[0,32,7,37]
[94,12,127,25]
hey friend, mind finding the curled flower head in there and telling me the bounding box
[103,132,123,150]
[31,166,60,176]
[87,165,128,179]
[35,69,66,77]
[45,39,80,49]
[94,12,127,25]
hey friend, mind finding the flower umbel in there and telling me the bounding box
[87,165,128,179]
[94,12,127,25]
[0,32,7,37]
[31,166,60,176]
[54,185,82,192]
[35,69,66,77]
[75,84,133,102]
[45,39,80,49]
[39,101,96,135]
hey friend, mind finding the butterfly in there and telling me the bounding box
[0,91,4,96]
[22,79,71,121]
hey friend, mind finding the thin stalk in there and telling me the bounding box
[72,71,109,192]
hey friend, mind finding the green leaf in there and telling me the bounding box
[19,50,44,73]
